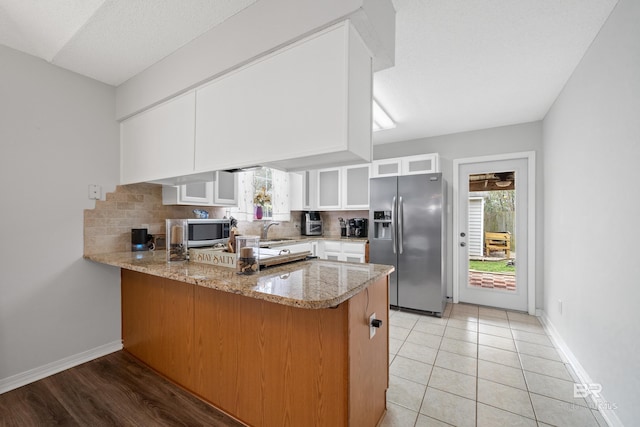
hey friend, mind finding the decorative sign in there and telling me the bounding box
[189,248,237,268]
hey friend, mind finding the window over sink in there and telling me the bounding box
[230,167,290,222]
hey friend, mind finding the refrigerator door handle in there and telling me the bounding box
[398,196,404,254]
[392,196,397,254]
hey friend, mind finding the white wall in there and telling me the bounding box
[374,121,544,307]
[542,0,640,423]
[0,46,121,387]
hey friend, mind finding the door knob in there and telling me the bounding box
[460,242,466,247]
[460,232,466,237]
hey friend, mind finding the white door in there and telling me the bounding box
[454,154,535,313]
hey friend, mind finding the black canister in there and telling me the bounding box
[131,228,148,252]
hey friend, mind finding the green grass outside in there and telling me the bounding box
[469,260,515,274]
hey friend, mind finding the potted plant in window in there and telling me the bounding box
[253,186,271,220]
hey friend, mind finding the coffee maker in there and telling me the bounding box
[348,218,368,238]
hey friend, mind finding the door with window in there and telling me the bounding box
[455,155,533,312]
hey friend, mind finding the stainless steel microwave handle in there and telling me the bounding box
[392,196,397,254]
[398,196,404,254]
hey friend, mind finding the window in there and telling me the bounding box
[253,167,273,219]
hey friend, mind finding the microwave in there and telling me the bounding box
[187,219,230,248]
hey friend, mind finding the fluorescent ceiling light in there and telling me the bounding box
[372,99,395,131]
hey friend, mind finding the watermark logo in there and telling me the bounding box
[574,383,602,398]
[573,383,619,411]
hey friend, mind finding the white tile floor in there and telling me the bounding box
[381,303,606,427]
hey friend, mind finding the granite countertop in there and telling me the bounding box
[85,251,393,309]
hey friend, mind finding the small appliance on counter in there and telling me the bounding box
[131,228,153,251]
[348,218,368,238]
[339,217,347,237]
[186,218,230,248]
[301,211,323,236]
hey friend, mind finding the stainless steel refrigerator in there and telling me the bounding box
[369,173,447,315]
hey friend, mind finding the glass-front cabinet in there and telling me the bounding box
[315,164,370,210]
[162,171,237,206]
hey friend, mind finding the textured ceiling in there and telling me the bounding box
[372,0,618,144]
[0,0,258,85]
[0,0,619,143]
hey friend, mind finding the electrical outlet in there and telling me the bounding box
[369,313,376,339]
[558,300,563,315]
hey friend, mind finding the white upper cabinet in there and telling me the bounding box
[213,171,238,205]
[194,21,372,173]
[343,164,370,209]
[162,171,237,206]
[270,169,290,221]
[317,168,342,210]
[401,153,439,175]
[372,154,440,178]
[316,164,370,211]
[289,172,304,211]
[120,92,196,184]
[371,158,402,177]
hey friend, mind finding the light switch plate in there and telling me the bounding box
[88,184,101,200]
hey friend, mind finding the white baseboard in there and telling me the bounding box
[0,340,123,394]
[538,311,623,427]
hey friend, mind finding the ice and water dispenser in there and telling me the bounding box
[373,211,393,240]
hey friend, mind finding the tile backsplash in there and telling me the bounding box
[84,182,369,255]
[84,183,225,255]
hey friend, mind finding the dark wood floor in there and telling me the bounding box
[0,351,245,427]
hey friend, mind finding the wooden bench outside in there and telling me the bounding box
[485,232,511,258]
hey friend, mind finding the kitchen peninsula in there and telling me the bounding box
[86,251,393,427]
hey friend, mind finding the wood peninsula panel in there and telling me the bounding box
[121,270,389,426]
[347,276,389,426]
[121,270,194,388]
[193,286,348,426]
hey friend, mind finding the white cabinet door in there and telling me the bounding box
[401,154,439,175]
[180,181,214,205]
[289,172,303,211]
[343,253,366,263]
[270,169,290,221]
[162,171,237,206]
[121,92,196,184]
[317,168,341,210]
[343,164,370,209]
[194,22,372,173]
[317,164,370,211]
[213,171,238,205]
[318,240,366,263]
[303,170,317,210]
[324,252,342,262]
[371,159,402,177]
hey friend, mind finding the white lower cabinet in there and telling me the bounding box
[318,240,366,263]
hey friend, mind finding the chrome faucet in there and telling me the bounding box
[262,222,280,240]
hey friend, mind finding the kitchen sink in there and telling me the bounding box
[259,239,295,247]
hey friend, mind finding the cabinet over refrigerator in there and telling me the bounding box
[369,173,447,315]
